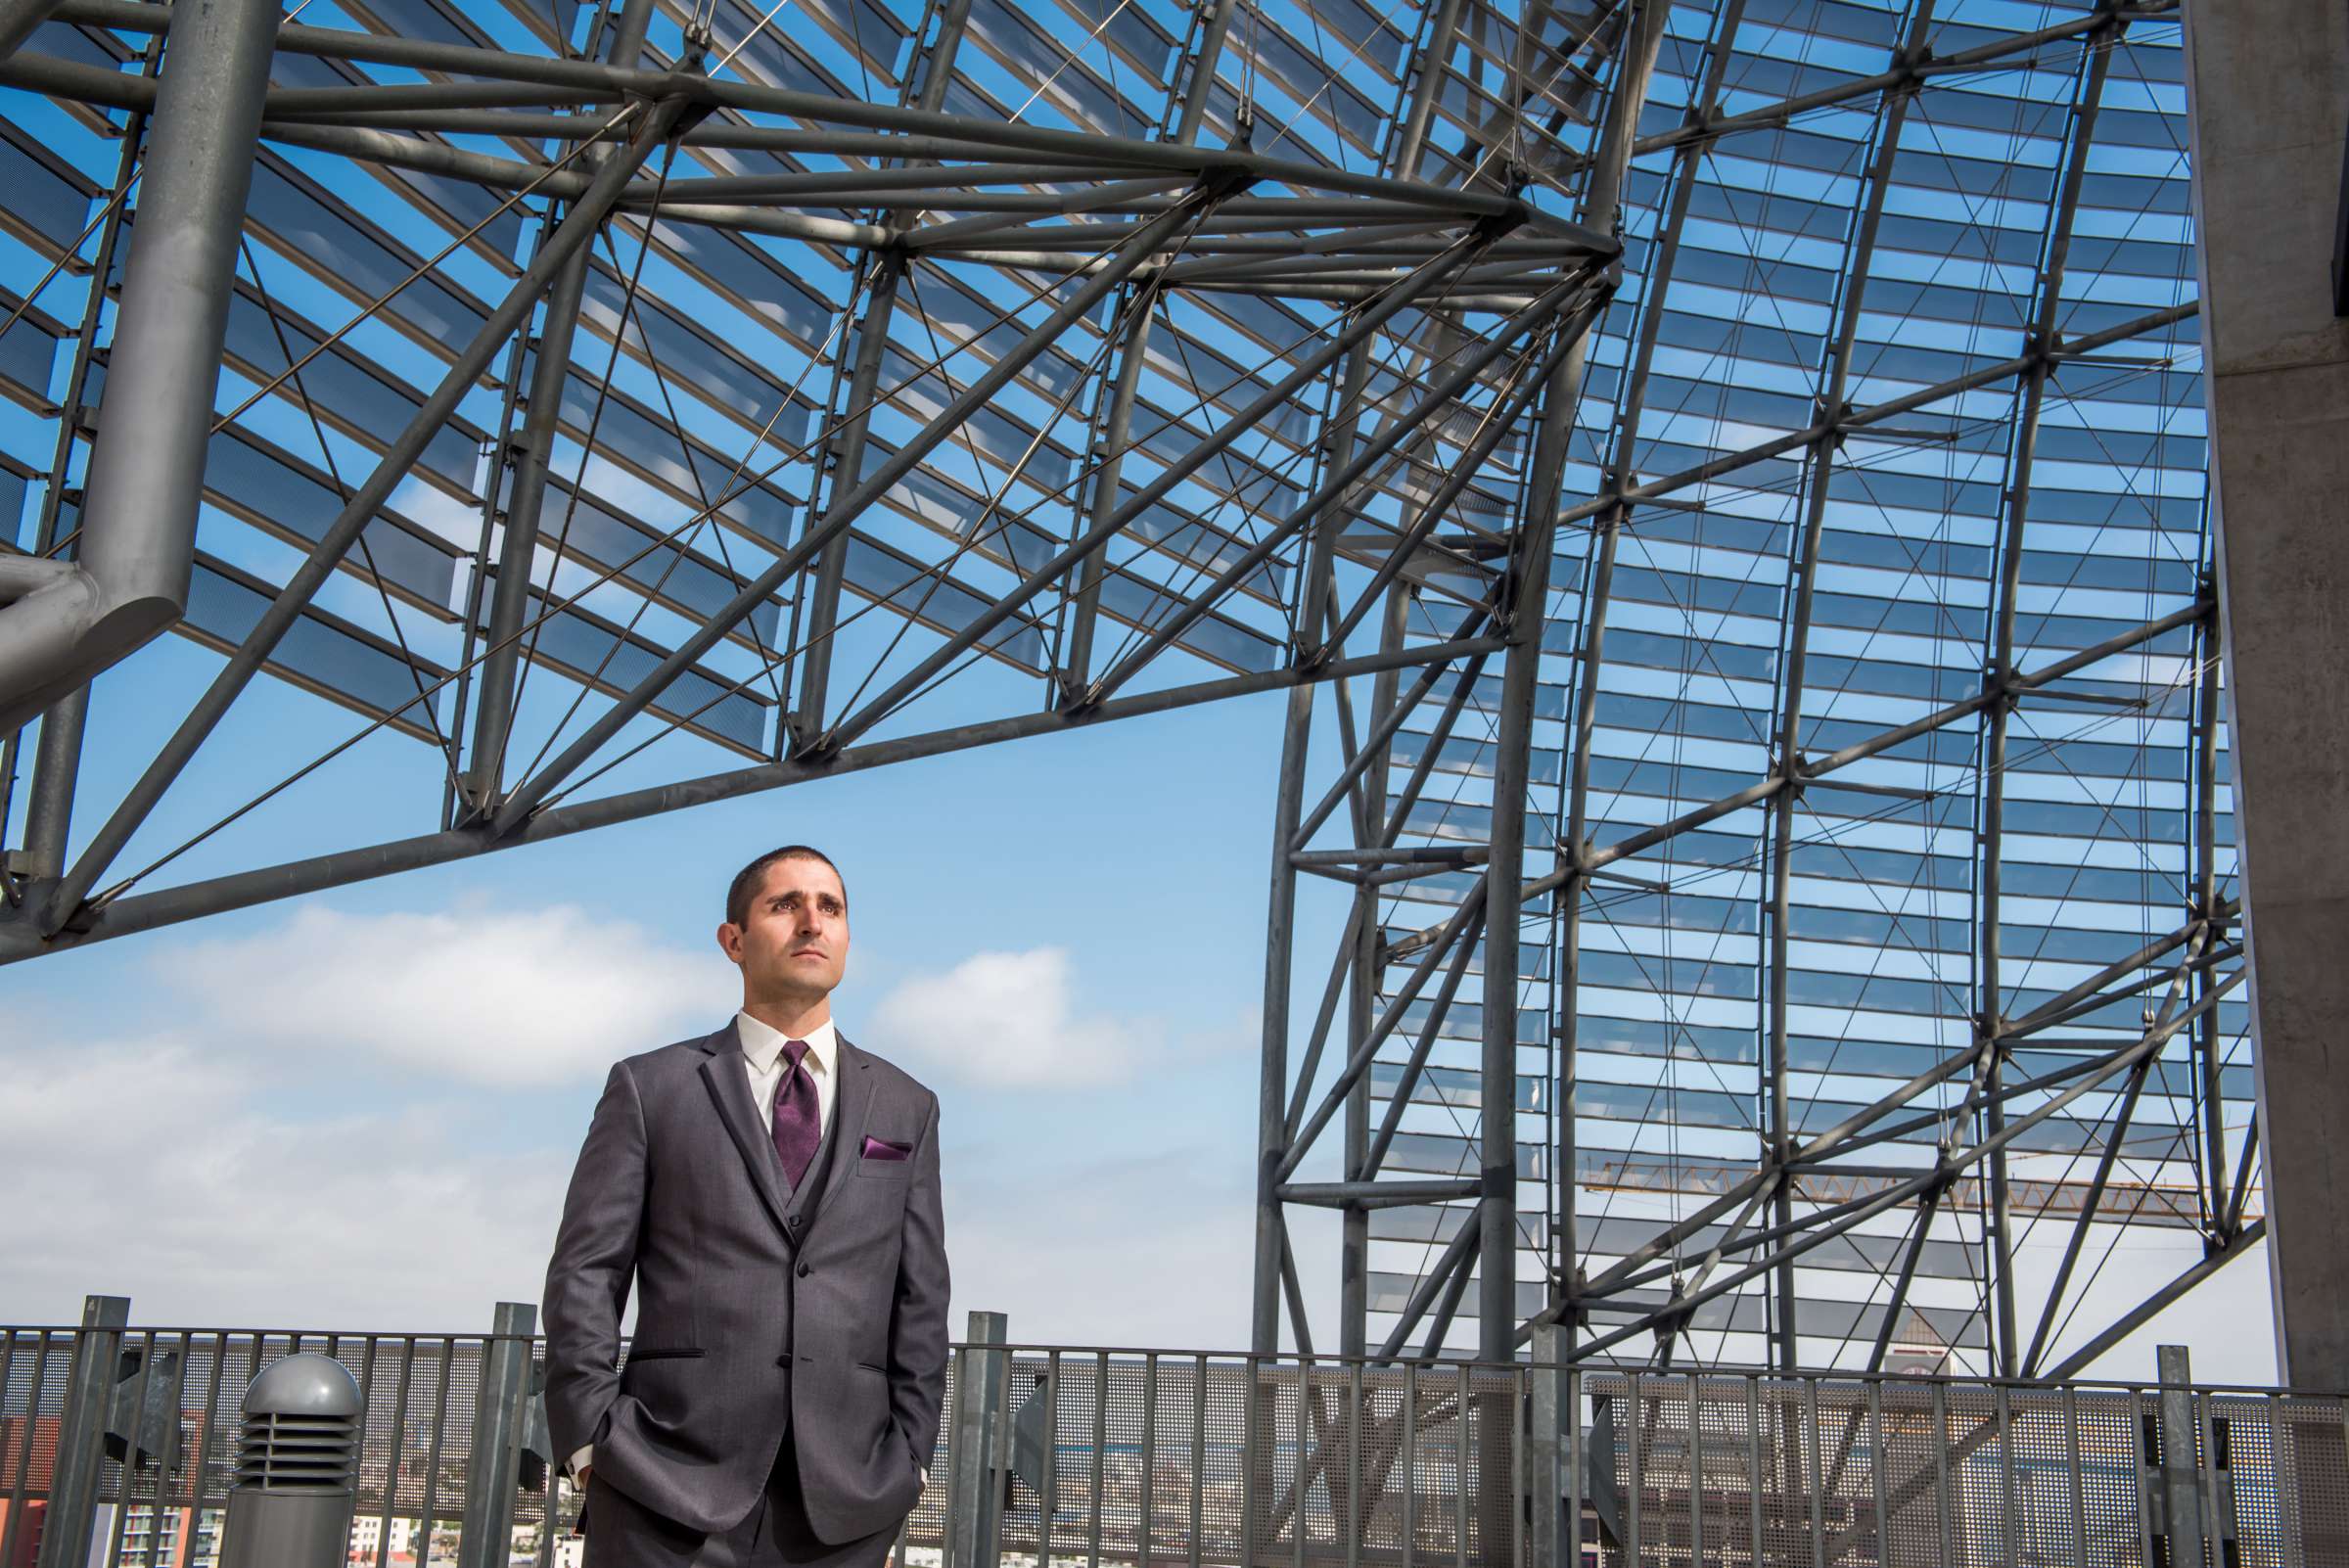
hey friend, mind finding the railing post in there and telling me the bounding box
[1529,1326,1567,1568]
[2157,1344,2209,1566]
[456,1302,535,1568]
[35,1293,128,1568]
[946,1311,1007,1568]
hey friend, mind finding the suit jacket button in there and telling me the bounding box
[796,1263,811,1277]
[775,1355,790,1367]
[787,1215,801,1229]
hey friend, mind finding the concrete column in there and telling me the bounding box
[2184,0,2349,1387]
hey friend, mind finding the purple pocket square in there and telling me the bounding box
[861,1135,912,1162]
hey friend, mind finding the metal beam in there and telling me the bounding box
[461,0,657,813]
[1255,681,1314,1355]
[1546,0,1749,1359]
[1556,300,2201,530]
[0,0,276,739]
[0,618,1497,942]
[37,94,682,935]
[1086,281,1585,708]
[817,238,1487,756]
[1469,0,1667,1366]
[791,254,904,751]
[1977,23,2113,1378]
[1514,595,2210,908]
[1372,1219,1479,1363]
[1759,0,1935,1368]
[15,42,152,878]
[0,0,70,67]
[1527,969,2244,1349]
[489,189,1224,830]
[2039,1218,2267,1381]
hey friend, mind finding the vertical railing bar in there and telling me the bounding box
[1242,1357,1260,1568]
[935,1342,953,1568]
[2274,1392,2303,1568]
[1190,1355,1207,1568]
[1867,1378,1887,1568]
[415,1334,459,1557]
[2198,1389,2225,1568]
[1746,1376,1762,1568]
[2135,1387,2157,1568]
[1805,1375,1822,1568]
[127,1328,167,1567]
[1627,1377,1643,1568]
[318,1332,342,1564]
[2063,1384,2088,1568]
[130,1328,163,1568]
[218,1334,255,1564]
[1089,1351,1107,1568]
[1348,1359,1364,1568]
[537,1334,564,1568]
[171,1333,211,1568]
[377,1335,417,1568]
[1563,1364,1579,1568]
[1404,1361,1418,1568]
[2001,1380,2021,1568]
[0,1329,23,1568]
[100,1327,152,1568]
[1510,1367,1525,1568]
[1453,1363,1468,1568]
[350,1334,379,1538]
[1043,1350,1063,1560]
[995,1341,1019,1565]
[194,1329,230,1568]
[1687,1371,1703,1568]
[1141,1353,1159,1568]
[1931,1380,1952,1567]
[133,1329,165,1568]
[1296,1358,1312,1568]
[145,1329,196,1568]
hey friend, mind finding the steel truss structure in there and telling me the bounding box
[0,0,2254,1376]
[1251,0,2255,1375]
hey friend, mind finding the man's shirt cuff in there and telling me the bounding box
[569,1445,594,1480]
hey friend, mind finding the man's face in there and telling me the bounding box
[718,857,850,1002]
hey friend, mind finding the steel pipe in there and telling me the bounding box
[0,0,276,741]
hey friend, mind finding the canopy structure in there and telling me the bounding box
[0,0,2246,1374]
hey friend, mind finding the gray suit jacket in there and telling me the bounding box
[542,1022,949,1543]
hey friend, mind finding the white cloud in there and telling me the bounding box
[942,1146,1259,1349]
[862,946,1232,1088]
[159,902,729,1086]
[0,1036,575,1327]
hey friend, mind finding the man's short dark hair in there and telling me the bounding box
[725,846,847,928]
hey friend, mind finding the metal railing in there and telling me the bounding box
[3,1302,2344,1568]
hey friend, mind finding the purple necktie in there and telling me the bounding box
[770,1039,819,1188]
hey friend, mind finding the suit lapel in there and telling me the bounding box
[698,1022,795,1241]
[806,1036,878,1231]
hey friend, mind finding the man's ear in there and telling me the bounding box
[716,921,741,960]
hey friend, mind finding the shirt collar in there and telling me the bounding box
[734,1011,839,1078]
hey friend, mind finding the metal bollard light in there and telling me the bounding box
[219,1352,364,1568]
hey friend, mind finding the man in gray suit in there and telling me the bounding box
[544,845,949,1566]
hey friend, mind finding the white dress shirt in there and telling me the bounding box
[735,1010,840,1137]
[571,1013,866,1484]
